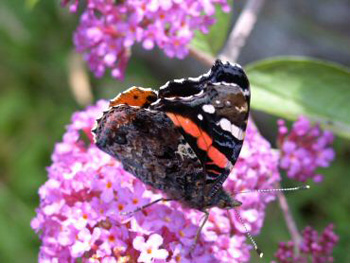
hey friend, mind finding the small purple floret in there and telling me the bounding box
[273,224,339,263]
[278,117,335,183]
[61,0,230,80]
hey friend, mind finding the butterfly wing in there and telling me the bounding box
[151,60,250,197]
[109,86,157,108]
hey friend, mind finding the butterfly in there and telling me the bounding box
[92,59,254,252]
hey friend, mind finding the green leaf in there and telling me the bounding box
[190,1,233,56]
[246,57,350,139]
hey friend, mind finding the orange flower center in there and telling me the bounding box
[179,230,185,237]
[108,235,116,242]
[106,181,112,189]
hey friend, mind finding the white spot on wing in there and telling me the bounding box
[202,104,215,114]
[217,118,245,140]
[231,123,245,140]
[219,118,232,132]
[173,78,185,83]
[197,114,203,120]
[243,89,250,96]
[235,105,247,112]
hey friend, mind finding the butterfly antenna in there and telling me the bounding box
[236,185,310,195]
[230,185,310,258]
[233,207,263,258]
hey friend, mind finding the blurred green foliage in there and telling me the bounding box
[191,0,233,56]
[0,1,349,263]
[247,57,350,139]
[0,1,76,261]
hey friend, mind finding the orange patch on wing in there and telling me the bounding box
[166,113,203,138]
[109,86,157,107]
[208,146,228,168]
[166,113,214,153]
[166,112,181,126]
[197,131,212,151]
[177,116,201,138]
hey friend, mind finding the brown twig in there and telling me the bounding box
[188,46,215,67]
[68,52,93,106]
[276,182,302,255]
[219,0,265,63]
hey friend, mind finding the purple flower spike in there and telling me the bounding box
[273,224,339,263]
[277,117,335,183]
[32,101,279,262]
[62,0,230,80]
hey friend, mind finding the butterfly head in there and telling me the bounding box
[209,189,242,210]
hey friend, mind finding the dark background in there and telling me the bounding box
[0,0,349,262]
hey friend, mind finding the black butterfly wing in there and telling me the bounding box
[151,60,250,197]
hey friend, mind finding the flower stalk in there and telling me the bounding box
[275,181,302,256]
[219,0,265,62]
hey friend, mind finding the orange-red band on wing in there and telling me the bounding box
[166,113,181,126]
[177,115,201,138]
[197,133,212,151]
[208,146,228,168]
[166,112,227,170]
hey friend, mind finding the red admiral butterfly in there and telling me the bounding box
[93,59,255,253]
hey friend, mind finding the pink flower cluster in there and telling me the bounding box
[277,117,335,183]
[31,101,280,263]
[61,0,229,79]
[272,224,338,263]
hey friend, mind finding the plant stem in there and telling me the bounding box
[276,182,302,255]
[219,0,265,63]
[68,52,93,106]
[188,46,215,67]
[190,0,265,64]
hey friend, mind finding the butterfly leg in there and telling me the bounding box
[120,198,173,216]
[190,210,210,252]
[207,172,230,198]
